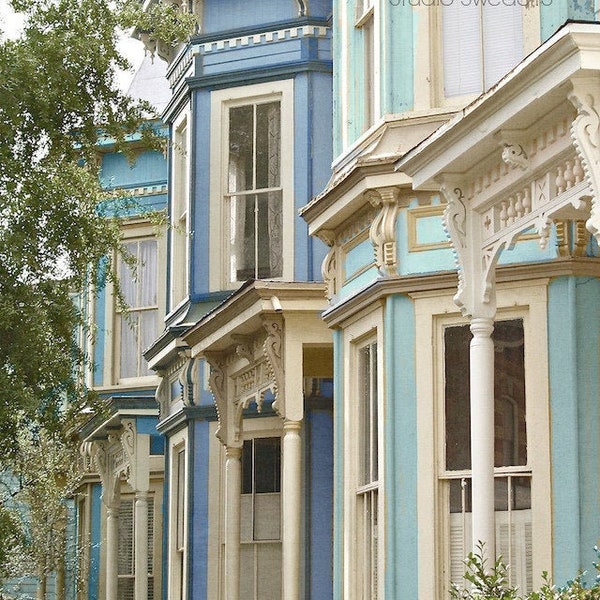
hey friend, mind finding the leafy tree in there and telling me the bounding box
[0,0,193,594]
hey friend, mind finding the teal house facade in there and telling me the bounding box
[302,2,600,599]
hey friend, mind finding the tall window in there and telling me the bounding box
[240,437,282,599]
[356,0,375,131]
[227,101,282,282]
[118,497,155,600]
[442,4,523,97]
[173,447,186,600]
[118,239,158,379]
[443,319,531,593]
[171,117,189,308]
[357,341,379,599]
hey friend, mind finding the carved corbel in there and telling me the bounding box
[568,78,600,241]
[501,144,529,170]
[205,351,228,445]
[318,229,338,301]
[93,439,120,508]
[179,353,199,407]
[262,316,285,417]
[120,420,137,488]
[367,187,401,277]
[155,369,169,419]
[439,180,496,320]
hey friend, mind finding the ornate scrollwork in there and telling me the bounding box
[205,351,228,444]
[262,316,285,417]
[179,354,199,407]
[367,187,401,277]
[232,335,255,364]
[568,80,600,241]
[321,245,337,301]
[155,369,169,419]
[501,143,529,170]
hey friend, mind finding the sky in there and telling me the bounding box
[0,0,146,91]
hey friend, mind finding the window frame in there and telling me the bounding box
[343,307,385,600]
[168,431,188,600]
[209,80,295,291]
[413,284,552,599]
[170,110,190,311]
[101,220,165,388]
[431,3,541,109]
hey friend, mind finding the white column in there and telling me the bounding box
[134,490,149,600]
[225,445,242,600]
[469,317,496,560]
[105,504,120,600]
[282,419,302,600]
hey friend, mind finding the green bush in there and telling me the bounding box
[450,544,600,600]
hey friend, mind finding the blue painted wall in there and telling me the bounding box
[540,0,596,42]
[88,483,102,599]
[548,276,600,585]
[188,419,211,597]
[306,399,334,598]
[202,0,331,34]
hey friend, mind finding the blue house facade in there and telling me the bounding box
[141,2,335,600]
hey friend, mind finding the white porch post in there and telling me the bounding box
[134,490,149,600]
[105,502,120,600]
[225,445,242,600]
[282,419,302,600]
[470,317,496,559]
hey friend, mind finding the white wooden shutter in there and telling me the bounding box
[442,4,482,97]
[482,4,523,91]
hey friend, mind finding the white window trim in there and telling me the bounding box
[168,432,188,600]
[412,282,552,599]
[209,80,295,291]
[170,109,191,311]
[343,307,385,600]
[207,417,283,600]
[430,3,541,109]
[354,0,380,134]
[100,219,165,389]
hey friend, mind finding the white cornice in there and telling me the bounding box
[397,22,600,188]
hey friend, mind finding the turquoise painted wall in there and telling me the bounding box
[548,276,600,585]
[540,0,596,42]
[384,294,419,598]
[381,0,414,116]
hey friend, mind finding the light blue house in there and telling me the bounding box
[75,58,170,600]
[302,2,600,599]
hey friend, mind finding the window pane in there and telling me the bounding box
[230,192,282,281]
[229,105,254,193]
[120,243,138,307]
[359,343,378,486]
[140,310,159,372]
[442,3,482,97]
[242,439,253,495]
[482,3,523,90]
[254,437,281,494]
[139,240,157,307]
[257,543,282,598]
[118,500,134,576]
[444,319,526,471]
[254,493,281,541]
[120,315,138,379]
[255,102,280,189]
[493,320,526,467]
